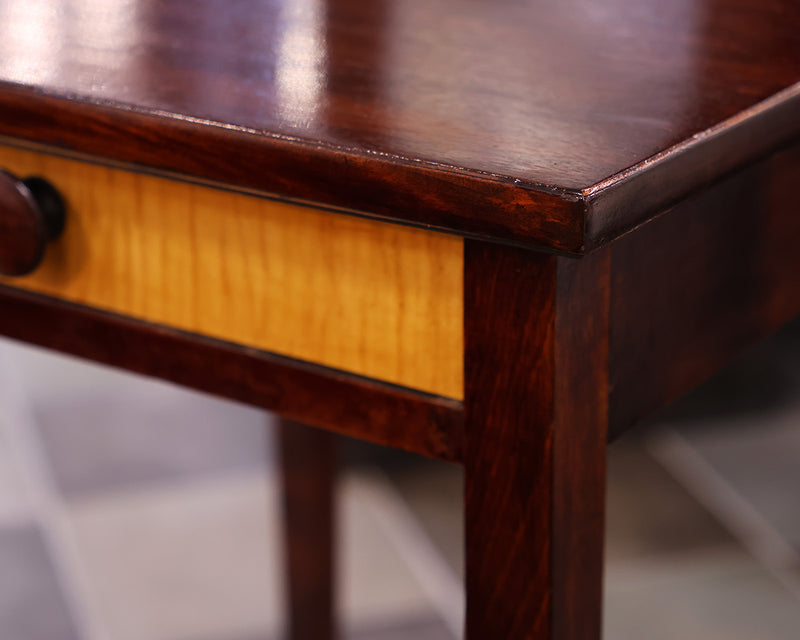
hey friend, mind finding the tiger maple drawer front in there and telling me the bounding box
[0,143,464,400]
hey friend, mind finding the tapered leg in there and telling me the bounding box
[279,419,337,640]
[464,242,610,640]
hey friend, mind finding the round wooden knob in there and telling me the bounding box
[0,170,66,276]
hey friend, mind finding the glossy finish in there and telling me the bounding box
[610,142,800,438]
[1,3,800,638]
[0,285,464,461]
[279,419,337,640]
[0,170,64,275]
[464,243,608,639]
[1,0,799,250]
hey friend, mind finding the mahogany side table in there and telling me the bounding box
[0,1,799,638]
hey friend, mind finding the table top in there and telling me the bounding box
[1,0,799,252]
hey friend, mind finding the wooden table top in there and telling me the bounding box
[1,0,799,252]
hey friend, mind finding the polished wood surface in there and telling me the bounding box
[464,243,608,640]
[0,285,464,460]
[610,142,800,437]
[0,143,464,399]
[0,170,65,276]
[1,0,798,250]
[1,3,799,638]
[0,169,45,275]
[279,420,337,640]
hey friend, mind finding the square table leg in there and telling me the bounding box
[464,241,610,640]
[279,419,338,640]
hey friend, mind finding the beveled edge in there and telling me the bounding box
[584,82,800,250]
[0,82,586,253]
[2,80,799,254]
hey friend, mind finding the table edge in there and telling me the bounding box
[2,80,798,253]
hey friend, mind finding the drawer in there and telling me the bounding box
[0,143,464,400]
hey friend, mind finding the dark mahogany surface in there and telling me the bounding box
[610,142,800,437]
[0,170,44,276]
[464,243,608,639]
[1,0,799,250]
[279,419,337,640]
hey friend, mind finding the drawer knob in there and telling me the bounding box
[0,170,66,276]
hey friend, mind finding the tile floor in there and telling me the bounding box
[0,317,798,639]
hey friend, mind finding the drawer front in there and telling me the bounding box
[0,144,464,399]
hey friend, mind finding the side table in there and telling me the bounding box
[0,1,799,638]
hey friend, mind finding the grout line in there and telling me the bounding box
[354,467,464,640]
[646,426,800,601]
[0,347,109,640]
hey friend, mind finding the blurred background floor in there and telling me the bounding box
[0,317,799,640]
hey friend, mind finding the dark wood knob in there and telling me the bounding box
[0,170,66,276]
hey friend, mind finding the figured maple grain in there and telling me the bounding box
[0,285,464,460]
[0,144,464,399]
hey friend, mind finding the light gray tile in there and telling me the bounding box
[604,320,800,638]
[606,439,736,564]
[0,415,35,527]
[340,476,440,625]
[649,319,800,552]
[213,615,453,640]
[0,338,128,403]
[1,336,272,498]
[66,471,434,640]
[385,460,463,578]
[0,524,79,640]
[66,471,283,640]
[670,415,800,551]
[33,380,272,499]
[348,615,453,640]
[606,549,800,640]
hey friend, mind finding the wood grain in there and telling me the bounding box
[1,0,798,251]
[279,419,337,640]
[0,285,464,461]
[0,144,464,399]
[551,250,609,640]
[464,242,609,639]
[610,142,800,437]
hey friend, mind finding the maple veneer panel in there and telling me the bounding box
[0,144,463,399]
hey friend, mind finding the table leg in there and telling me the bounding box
[464,242,610,640]
[278,418,337,640]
